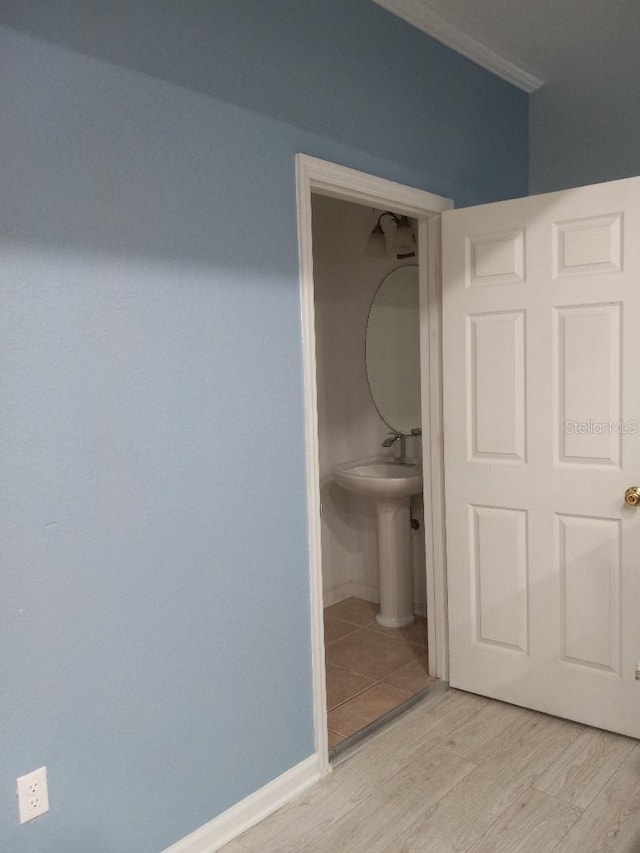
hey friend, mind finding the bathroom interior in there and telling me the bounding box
[311,193,437,753]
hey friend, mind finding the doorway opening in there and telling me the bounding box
[312,194,432,750]
[295,155,452,772]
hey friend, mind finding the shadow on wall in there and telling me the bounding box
[0,0,529,202]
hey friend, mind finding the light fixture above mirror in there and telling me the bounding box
[365,211,415,259]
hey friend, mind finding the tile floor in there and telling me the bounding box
[324,597,436,747]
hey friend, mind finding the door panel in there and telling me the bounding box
[471,504,528,652]
[443,177,640,737]
[468,310,526,461]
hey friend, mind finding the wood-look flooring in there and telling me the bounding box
[224,688,640,853]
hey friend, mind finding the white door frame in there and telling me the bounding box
[295,154,453,771]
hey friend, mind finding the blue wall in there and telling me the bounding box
[0,3,528,851]
[530,74,640,193]
[528,0,640,194]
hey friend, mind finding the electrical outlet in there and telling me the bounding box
[16,766,49,824]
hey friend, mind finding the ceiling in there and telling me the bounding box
[375,0,640,92]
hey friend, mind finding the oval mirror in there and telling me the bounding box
[365,265,420,434]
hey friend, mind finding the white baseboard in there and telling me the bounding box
[323,580,379,608]
[322,581,354,608]
[349,582,379,604]
[323,581,426,617]
[163,754,322,853]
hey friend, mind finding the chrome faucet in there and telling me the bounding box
[382,431,408,464]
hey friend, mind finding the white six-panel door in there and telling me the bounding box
[442,177,640,737]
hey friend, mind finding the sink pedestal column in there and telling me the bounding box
[375,496,415,628]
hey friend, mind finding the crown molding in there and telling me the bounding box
[373,0,544,93]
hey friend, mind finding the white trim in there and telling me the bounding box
[373,0,544,94]
[298,155,453,219]
[295,156,453,760]
[323,582,426,617]
[324,583,380,607]
[322,582,356,609]
[163,755,321,853]
[420,215,449,678]
[295,155,330,774]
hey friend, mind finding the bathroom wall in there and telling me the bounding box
[312,195,426,614]
[0,2,528,850]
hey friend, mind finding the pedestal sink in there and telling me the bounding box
[332,457,422,628]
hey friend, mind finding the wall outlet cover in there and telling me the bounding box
[17,766,49,824]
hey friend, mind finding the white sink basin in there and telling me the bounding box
[333,457,422,500]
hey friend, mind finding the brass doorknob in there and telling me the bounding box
[625,487,640,506]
